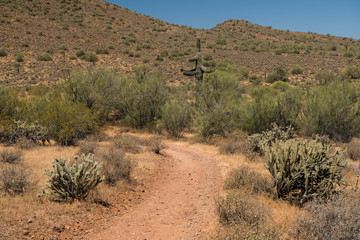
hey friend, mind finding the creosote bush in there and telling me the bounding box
[219,140,247,155]
[161,99,190,138]
[40,154,103,200]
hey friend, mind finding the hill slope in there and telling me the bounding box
[0,0,359,86]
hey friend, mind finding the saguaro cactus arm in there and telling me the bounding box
[181,37,214,82]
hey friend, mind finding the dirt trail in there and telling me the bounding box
[90,143,222,240]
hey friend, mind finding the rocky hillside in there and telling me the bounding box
[0,0,359,86]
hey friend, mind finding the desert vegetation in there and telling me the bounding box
[1,0,360,238]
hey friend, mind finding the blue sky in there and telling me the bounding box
[107,0,360,39]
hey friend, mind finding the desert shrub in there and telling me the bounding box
[15,52,24,62]
[0,165,33,195]
[82,52,98,64]
[65,68,118,122]
[294,193,360,239]
[37,54,52,61]
[12,120,49,145]
[39,154,103,200]
[224,166,272,194]
[216,191,269,227]
[119,74,167,128]
[247,123,295,155]
[291,65,303,75]
[21,41,29,47]
[113,134,142,154]
[0,48,8,57]
[0,149,23,163]
[271,80,291,91]
[237,87,278,134]
[194,70,242,137]
[219,140,247,155]
[266,66,288,83]
[161,99,190,138]
[78,140,97,155]
[100,147,136,185]
[342,66,360,79]
[28,93,98,145]
[345,141,360,161]
[16,137,36,150]
[76,49,85,57]
[147,137,165,154]
[95,48,109,54]
[315,69,337,85]
[265,139,346,205]
[344,50,354,57]
[299,81,360,142]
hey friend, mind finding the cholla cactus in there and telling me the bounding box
[247,123,296,155]
[265,139,346,205]
[39,154,103,200]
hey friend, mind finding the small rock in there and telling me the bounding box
[23,228,30,235]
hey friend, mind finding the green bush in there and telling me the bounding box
[76,50,85,57]
[40,154,103,200]
[82,52,98,64]
[95,48,109,54]
[290,65,303,75]
[15,52,24,62]
[65,68,118,122]
[315,70,337,85]
[28,92,98,145]
[271,81,291,91]
[161,99,190,138]
[344,50,354,57]
[342,66,360,79]
[0,48,8,57]
[37,54,53,61]
[237,86,278,134]
[266,66,288,83]
[265,139,346,205]
[299,81,360,142]
[118,74,167,128]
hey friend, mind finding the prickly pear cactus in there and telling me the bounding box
[265,139,346,205]
[39,154,103,200]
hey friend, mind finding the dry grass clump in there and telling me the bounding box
[16,137,37,150]
[85,132,109,142]
[113,134,142,154]
[345,141,360,161]
[215,191,278,239]
[216,191,269,226]
[145,136,166,155]
[99,147,137,185]
[219,140,248,155]
[77,140,98,155]
[0,165,34,195]
[0,149,23,164]
[293,193,360,239]
[224,166,272,194]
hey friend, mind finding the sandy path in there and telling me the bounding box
[90,143,221,240]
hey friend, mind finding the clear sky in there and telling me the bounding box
[107,0,360,40]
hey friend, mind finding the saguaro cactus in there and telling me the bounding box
[180,37,214,82]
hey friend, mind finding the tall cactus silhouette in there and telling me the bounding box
[180,37,214,82]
